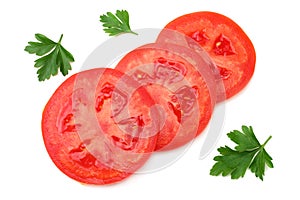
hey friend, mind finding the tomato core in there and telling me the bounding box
[217,66,232,80]
[69,143,97,168]
[213,34,236,56]
[95,82,114,112]
[190,29,210,44]
[154,57,187,84]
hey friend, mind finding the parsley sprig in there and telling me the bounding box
[100,10,137,36]
[25,33,74,81]
[210,126,273,181]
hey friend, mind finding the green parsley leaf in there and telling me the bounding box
[228,126,261,152]
[100,10,137,36]
[210,125,273,181]
[25,34,74,81]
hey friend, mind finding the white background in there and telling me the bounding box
[1,0,299,199]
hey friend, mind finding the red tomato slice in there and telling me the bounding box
[160,11,256,99]
[115,43,215,151]
[42,68,158,185]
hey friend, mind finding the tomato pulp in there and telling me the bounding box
[115,43,215,151]
[42,68,159,185]
[160,11,256,99]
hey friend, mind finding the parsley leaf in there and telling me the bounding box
[25,34,74,81]
[210,125,273,181]
[100,10,137,36]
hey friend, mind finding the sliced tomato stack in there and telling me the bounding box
[161,11,256,99]
[42,11,255,185]
[42,68,160,185]
[115,43,216,150]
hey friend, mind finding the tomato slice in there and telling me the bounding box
[42,68,159,185]
[160,11,256,99]
[115,43,215,151]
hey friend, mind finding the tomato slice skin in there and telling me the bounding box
[161,11,256,99]
[115,43,215,151]
[42,68,157,185]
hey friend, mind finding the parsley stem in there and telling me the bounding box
[262,135,272,148]
[58,34,63,44]
[129,30,138,35]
